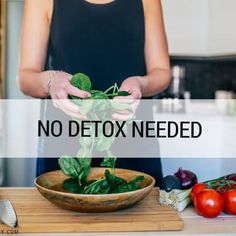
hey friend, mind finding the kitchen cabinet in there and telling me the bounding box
[208,0,236,56]
[162,0,236,56]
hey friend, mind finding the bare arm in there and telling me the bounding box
[19,0,52,97]
[120,0,171,98]
[141,0,171,96]
[18,0,89,100]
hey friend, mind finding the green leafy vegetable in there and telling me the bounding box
[84,178,110,194]
[59,156,144,194]
[79,136,92,149]
[100,151,116,173]
[63,178,83,193]
[59,156,80,178]
[96,136,115,152]
[76,151,92,181]
[111,101,132,111]
[71,73,92,91]
[128,176,145,188]
[59,73,143,195]
[70,73,130,99]
[91,92,108,100]
[117,91,130,96]
[76,99,94,115]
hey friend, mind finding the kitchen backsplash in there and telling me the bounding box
[170,56,236,99]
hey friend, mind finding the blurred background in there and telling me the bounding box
[0,0,236,186]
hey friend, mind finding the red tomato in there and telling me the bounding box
[194,189,224,218]
[222,190,236,215]
[191,183,207,202]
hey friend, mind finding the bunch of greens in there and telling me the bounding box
[58,73,144,194]
[59,156,144,194]
[69,73,133,119]
[70,73,130,100]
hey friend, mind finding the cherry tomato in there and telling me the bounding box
[194,189,224,218]
[221,190,236,215]
[191,183,207,202]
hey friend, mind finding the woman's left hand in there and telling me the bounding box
[118,76,143,99]
[112,76,143,120]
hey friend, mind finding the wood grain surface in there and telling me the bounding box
[0,188,183,233]
[35,169,155,213]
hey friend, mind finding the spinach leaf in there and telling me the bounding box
[96,135,115,152]
[111,183,140,193]
[111,101,132,111]
[129,176,145,188]
[77,99,94,115]
[84,178,110,194]
[91,91,108,100]
[60,73,145,195]
[79,136,92,149]
[104,169,116,185]
[92,98,110,113]
[77,157,92,172]
[76,150,92,181]
[77,168,90,184]
[63,178,83,193]
[90,90,101,94]
[71,73,92,91]
[58,156,80,178]
[111,184,129,193]
[117,91,130,96]
[77,148,92,159]
[105,169,126,192]
[110,175,144,193]
[100,151,116,172]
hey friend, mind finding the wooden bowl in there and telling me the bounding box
[35,168,155,213]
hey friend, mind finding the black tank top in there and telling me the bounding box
[39,0,163,184]
[45,0,146,90]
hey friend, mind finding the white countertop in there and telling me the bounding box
[153,100,236,159]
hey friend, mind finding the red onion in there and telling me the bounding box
[174,168,198,189]
[228,173,236,182]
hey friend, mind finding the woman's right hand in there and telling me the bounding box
[49,71,91,119]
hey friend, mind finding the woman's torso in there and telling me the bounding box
[45,0,146,90]
[39,0,162,184]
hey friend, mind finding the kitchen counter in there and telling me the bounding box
[0,188,236,235]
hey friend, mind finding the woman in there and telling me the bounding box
[19,0,171,184]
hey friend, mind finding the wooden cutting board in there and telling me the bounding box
[0,188,183,233]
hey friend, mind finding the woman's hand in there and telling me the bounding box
[112,76,142,120]
[49,71,90,119]
[118,76,143,99]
